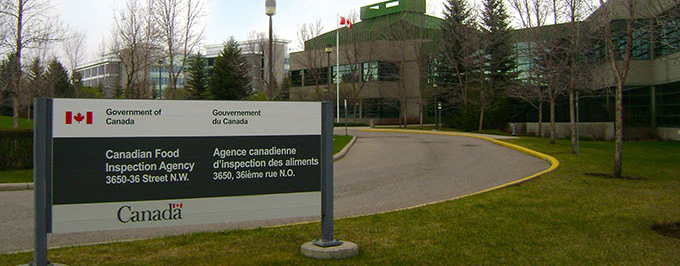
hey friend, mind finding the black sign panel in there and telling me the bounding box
[53,135,321,204]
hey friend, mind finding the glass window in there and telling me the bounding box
[332,64,360,84]
[291,70,303,86]
[362,62,378,82]
[378,62,399,81]
[656,82,680,126]
[655,18,680,58]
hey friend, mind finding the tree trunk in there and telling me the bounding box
[12,96,20,128]
[403,101,408,128]
[13,2,24,129]
[538,101,543,137]
[398,103,403,128]
[550,93,555,144]
[569,89,576,153]
[613,81,624,178]
[418,96,423,129]
[479,106,485,132]
[359,100,363,121]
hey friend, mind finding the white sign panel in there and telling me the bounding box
[52,99,321,138]
[50,99,323,233]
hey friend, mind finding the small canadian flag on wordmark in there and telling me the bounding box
[172,203,183,208]
[65,111,93,125]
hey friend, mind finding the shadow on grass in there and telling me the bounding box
[651,222,680,239]
[583,172,648,181]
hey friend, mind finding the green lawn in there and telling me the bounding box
[0,115,32,128]
[333,135,353,154]
[2,137,679,265]
[0,169,32,183]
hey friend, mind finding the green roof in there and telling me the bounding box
[304,11,442,50]
[360,0,426,20]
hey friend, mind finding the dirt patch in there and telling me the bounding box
[651,222,680,239]
[583,172,647,180]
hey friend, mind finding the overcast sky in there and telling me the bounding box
[49,0,543,64]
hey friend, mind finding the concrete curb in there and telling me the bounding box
[0,182,33,191]
[1,136,359,192]
[333,136,357,162]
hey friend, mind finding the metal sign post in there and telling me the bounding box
[313,102,342,247]
[31,98,53,266]
[302,102,358,259]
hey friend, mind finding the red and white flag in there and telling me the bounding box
[65,111,93,125]
[339,16,352,29]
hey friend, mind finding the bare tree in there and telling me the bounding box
[340,10,378,123]
[61,29,86,74]
[0,0,62,128]
[381,15,416,127]
[245,31,267,97]
[540,32,569,143]
[540,0,567,143]
[563,0,593,153]
[140,0,161,98]
[246,30,285,99]
[151,0,206,99]
[466,34,494,131]
[410,13,440,129]
[509,0,549,137]
[293,20,327,101]
[110,0,149,98]
[594,0,635,178]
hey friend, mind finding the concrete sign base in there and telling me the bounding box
[301,241,359,259]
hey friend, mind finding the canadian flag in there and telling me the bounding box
[65,111,93,125]
[340,16,352,29]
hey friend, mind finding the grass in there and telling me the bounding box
[0,115,33,129]
[0,169,32,183]
[2,137,679,265]
[333,135,353,154]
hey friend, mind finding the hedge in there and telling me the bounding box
[0,129,33,170]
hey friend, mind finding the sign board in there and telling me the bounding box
[45,99,323,233]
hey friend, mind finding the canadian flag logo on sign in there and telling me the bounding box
[65,111,93,125]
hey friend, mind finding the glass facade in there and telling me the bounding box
[656,82,680,126]
[333,64,361,83]
[362,62,378,82]
[513,42,537,81]
[291,61,400,86]
[654,18,680,58]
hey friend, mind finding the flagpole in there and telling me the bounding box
[336,14,340,123]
